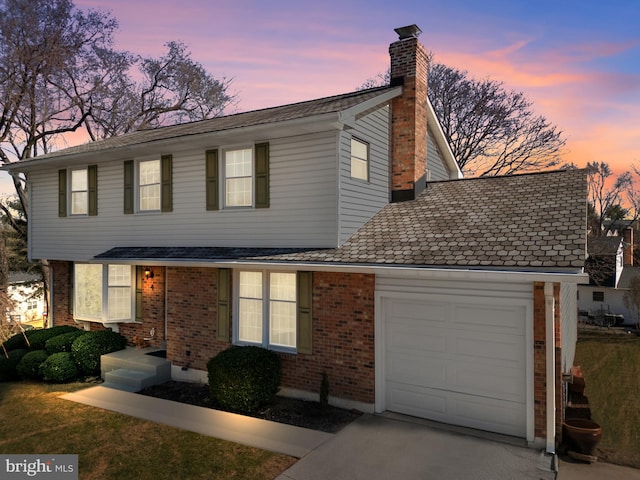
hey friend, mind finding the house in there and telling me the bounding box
[579,227,639,324]
[6,272,46,327]
[4,25,588,451]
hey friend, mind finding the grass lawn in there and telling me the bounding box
[0,382,296,479]
[574,327,640,468]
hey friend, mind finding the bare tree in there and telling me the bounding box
[360,60,565,176]
[0,0,235,310]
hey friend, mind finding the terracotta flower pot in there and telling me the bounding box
[563,418,602,456]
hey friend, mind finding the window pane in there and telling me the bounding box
[270,301,296,348]
[351,158,368,181]
[270,273,296,301]
[239,298,263,343]
[225,177,252,206]
[139,160,160,185]
[108,287,131,320]
[239,271,262,298]
[75,264,103,320]
[71,192,88,215]
[140,184,160,211]
[71,169,88,191]
[225,149,252,177]
[109,265,131,287]
[351,139,368,159]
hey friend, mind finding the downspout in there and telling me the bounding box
[164,267,168,348]
[544,282,556,454]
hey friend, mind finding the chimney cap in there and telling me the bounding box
[394,25,422,40]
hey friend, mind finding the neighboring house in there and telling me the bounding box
[6,272,45,326]
[4,25,588,450]
[579,227,638,324]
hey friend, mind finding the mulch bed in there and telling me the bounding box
[139,380,362,433]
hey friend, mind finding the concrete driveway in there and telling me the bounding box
[277,414,556,480]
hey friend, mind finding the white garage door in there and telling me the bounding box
[384,292,529,437]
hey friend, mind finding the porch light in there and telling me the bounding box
[144,267,154,280]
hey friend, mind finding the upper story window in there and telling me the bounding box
[206,143,270,211]
[224,148,253,207]
[58,166,97,217]
[123,155,172,214]
[350,137,369,181]
[70,168,88,215]
[74,263,133,323]
[139,159,161,211]
[592,291,604,302]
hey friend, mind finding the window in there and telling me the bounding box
[139,159,161,211]
[593,291,604,302]
[206,143,269,211]
[124,156,172,214]
[70,168,88,215]
[74,263,133,323]
[58,166,97,217]
[224,148,253,207]
[236,270,297,350]
[350,138,369,181]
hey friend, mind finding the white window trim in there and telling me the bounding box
[136,158,162,213]
[222,146,255,209]
[74,264,136,325]
[232,269,297,353]
[69,167,89,216]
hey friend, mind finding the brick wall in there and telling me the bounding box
[533,281,564,443]
[389,34,428,199]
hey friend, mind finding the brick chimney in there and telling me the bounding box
[389,24,428,202]
[623,226,634,266]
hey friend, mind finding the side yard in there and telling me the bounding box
[0,382,295,480]
[574,326,640,468]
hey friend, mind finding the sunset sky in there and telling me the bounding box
[1,0,638,195]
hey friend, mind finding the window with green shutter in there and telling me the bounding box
[215,143,269,210]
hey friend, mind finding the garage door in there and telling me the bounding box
[384,292,529,437]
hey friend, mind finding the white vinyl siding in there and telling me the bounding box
[236,270,296,350]
[28,131,339,260]
[70,168,88,215]
[338,106,390,244]
[426,125,451,181]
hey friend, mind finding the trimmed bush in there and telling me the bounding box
[25,326,81,351]
[45,330,87,354]
[40,352,78,383]
[0,349,28,382]
[2,325,80,352]
[17,350,49,379]
[207,346,281,413]
[71,330,127,375]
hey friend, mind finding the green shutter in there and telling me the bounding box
[297,271,313,354]
[206,149,219,211]
[88,165,98,216]
[68,262,74,315]
[58,169,67,217]
[161,154,173,212]
[217,268,231,341]
[255,142,269,208]
[135,266,143,322]
[123,160,134,214]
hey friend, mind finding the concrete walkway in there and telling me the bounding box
[61,386,332,458]
[62,386,640,480]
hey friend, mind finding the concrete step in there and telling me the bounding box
[101,348,171,380]
[104,368,166,392]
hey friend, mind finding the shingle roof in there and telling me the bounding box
[11,86,398,164]
[94,169,587,272]
[256,169,588,270]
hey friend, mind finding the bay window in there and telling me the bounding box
[74,264,133,323]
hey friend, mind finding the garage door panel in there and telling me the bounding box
[384,292,529,438]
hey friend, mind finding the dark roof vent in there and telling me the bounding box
[394,25,422,40]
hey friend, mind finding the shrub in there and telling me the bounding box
[71,330,127,375]
[0,349,28,382]
[26,326,81,351]
[40,352,78,383]
[17,350,50,379]
[207,346,281,413]
[45,330,87,355]
[2,329,32,351]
